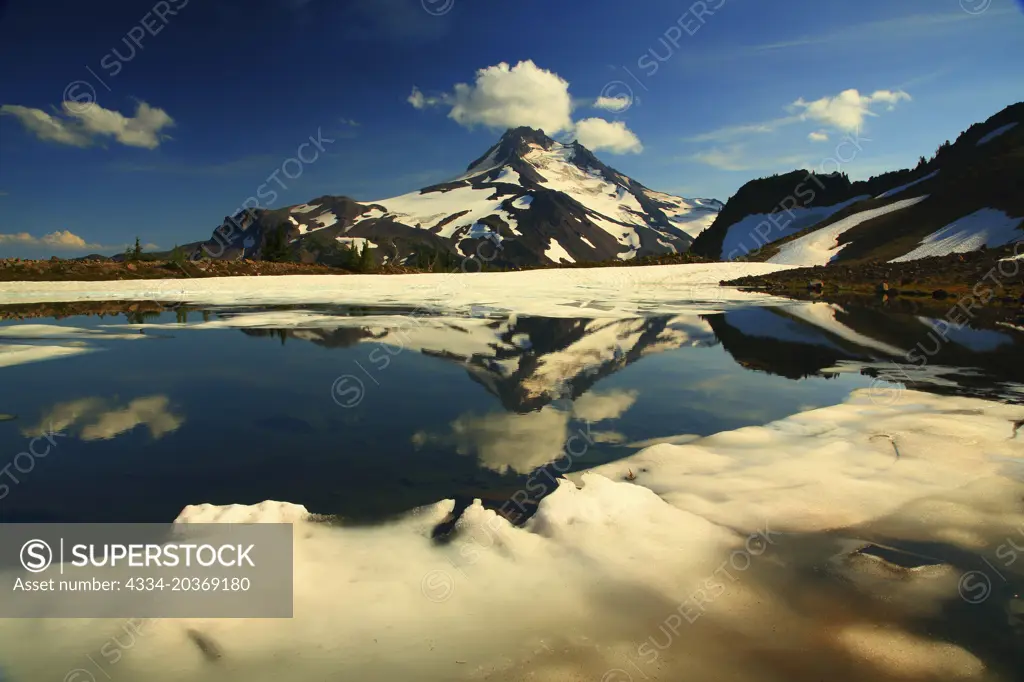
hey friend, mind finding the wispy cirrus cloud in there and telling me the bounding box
[689,144,810,172]
[747,10,1014,53]
[684,115,801,143]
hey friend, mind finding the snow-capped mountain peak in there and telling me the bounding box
[190,127,721,267]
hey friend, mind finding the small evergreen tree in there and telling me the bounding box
[133,237,143,260]
[358,242,375,272]
[341,243,358,270]
[170,244,185,266]
[263,225,291,262]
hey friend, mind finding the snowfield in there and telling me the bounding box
[0,388,1019,681]
[0,262,794,319]
[890,208,1024,262]
[976,121,1018,146]
[369,182,522,240]
[720,196,870,260]
[768,196,929,267]
[875,170,939,199]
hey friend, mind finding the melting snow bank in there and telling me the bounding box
[890,208,1023,263]
[0,263,794,318]
[875,170,939,199]
[976,122,1018,146]
[2,390,1022,682]
[767,196,929,267]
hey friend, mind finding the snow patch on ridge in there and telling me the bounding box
[890,208,1024,262]
[544,238,576,264]
[876,170,939,199]
[721,196,870,260]
[977,122,1018,146]
[768,196,929,267]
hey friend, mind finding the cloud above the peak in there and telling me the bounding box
[448,60,574,134]
[790,89,910,133]
[574,118,643,154]
[0,101,174,149]
[408,60,643,154]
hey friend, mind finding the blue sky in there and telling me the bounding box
[0,0,1022,258]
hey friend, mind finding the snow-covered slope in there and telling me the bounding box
[187,128,721,268]
[692,102,1024,265]
[768,196,929,267]
[977,121,1018,146]
[720,196,869,261]
[362,128,718,264]
[875,170,939,199]
[889,208,1023,262]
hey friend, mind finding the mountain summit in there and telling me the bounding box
[185,128,721,268]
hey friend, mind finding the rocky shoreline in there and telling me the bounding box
[0,257,421,282]
[723,245,1024,322]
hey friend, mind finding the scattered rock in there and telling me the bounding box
[186,629,222,662]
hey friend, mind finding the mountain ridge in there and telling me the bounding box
[690,101,1024,265]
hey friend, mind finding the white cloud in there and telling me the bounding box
[791,89,910,133]
[413,406,571,475]
[410,60,645,154]
[593,95,631,113]
[571,389,638,422]
[407,86,442,110]
[411,390,638,475]
[0,101,174,149]
[686,88,910,146]
[573,118,643,154]
[808,131,830,142]
[446,60,575,134]
[0,230,102,250]
[23,395,184,441]
[409,60,574,134]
